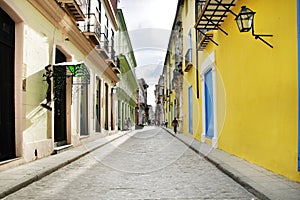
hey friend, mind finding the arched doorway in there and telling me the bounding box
[0,8,15,161]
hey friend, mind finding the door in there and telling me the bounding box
[0,8,15,161]
[80,84,88,135]
[54,49,67,146]
[104,83,109,130]
[204,69,214,138]
[110,88,114,130]
[174,99,177,118]
[95,78,101,132]
[188,86,193,133]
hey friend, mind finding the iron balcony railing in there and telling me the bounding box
[100,36,116,61]
[100,36,109,55]
[58,0,86,21]
[79,13,101,44]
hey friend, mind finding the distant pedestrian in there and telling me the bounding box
[172,117,178,134]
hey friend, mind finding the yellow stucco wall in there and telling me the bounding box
[181,0,202,140]
[207,0,300,181]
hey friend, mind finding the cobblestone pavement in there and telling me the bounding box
[3,127,257,199]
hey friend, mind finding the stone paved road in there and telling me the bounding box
[3,127,257,199]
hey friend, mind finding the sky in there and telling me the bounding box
[118,0,178,107]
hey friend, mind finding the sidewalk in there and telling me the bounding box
[163,127,300,200]
[0,131,131,199]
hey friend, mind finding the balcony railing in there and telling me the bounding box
[79,13,101,45]
[58,0,85,21]
[98,36,109,57]
[97,36,119,74]
[194,0,236,50]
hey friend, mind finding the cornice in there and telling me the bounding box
[28,0,119,83]
[103,0,118,31]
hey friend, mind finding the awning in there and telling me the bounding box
[54,61,90,84]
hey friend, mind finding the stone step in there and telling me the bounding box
[52,144,73,155]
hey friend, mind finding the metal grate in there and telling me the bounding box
[194,0,236,50]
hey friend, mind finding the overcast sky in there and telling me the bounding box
[119,0,178,107]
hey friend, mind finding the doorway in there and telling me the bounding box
[104,83,109,130]
[53,49,67,146]
[204,69,214,138]
[111,88,114,130]
[80,84,88,136]
[95,78,101,132]
[0,8,15,161]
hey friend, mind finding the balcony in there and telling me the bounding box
[197,30,214,51]
[97,37,119,74]
[184,48,193,72]
[110,57,120,74]
[57,0,85,21]
[97,37,109,59]
[79,13,101,46]
[194,0,236,50]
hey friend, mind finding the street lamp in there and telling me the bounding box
[235,6,273,48]
[235,6,254,32]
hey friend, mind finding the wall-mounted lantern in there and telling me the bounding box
[235,6,273,48]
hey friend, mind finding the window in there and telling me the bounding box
[97,0,101,23]
[185,28,193,68]
[195,0,206,20]
[105,14,109,38]
[110,29,115,59]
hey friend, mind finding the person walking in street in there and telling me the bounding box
[172,117,178,134]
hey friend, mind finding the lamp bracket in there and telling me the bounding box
[252,26,273,48]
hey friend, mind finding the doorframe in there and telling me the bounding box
[204,69,214,139]
[0,7,16,161]
[53,47,72,146]
[200,51,218,148]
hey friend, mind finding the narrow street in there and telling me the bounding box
[3,127,256,199]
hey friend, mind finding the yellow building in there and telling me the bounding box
[165,0,300,182]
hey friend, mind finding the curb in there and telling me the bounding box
[0,131,131,199]
[162,127,270,200]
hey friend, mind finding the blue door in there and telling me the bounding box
[188,86,193,133]
[174,99,177,118]
[204,69,214,138]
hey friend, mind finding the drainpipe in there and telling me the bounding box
[196,30,199,99]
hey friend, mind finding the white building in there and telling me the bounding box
[0,0,119,170]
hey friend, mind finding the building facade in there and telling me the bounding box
[160,0,300,182]
[115,9,138,131]
[154,75,165,125]
[136,78,148,125]
[0,0,119,170]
